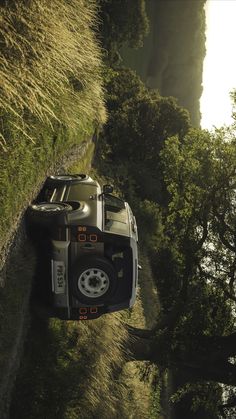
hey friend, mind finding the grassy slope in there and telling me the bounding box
[0,0,106,259]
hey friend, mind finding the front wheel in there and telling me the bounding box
[72,256,117,305]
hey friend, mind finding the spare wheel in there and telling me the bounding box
[72,256,117,305]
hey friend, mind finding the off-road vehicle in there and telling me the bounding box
[28,174,138,320]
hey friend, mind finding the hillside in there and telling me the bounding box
[0,0,106,252]
[121,0,206,127]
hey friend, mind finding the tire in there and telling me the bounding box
[28,202,73,216]
[46,173,88,186]
[27,202,73,229]
[72,256,117,305]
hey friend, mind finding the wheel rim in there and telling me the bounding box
[78,268,110,298]
[32,203,66,212]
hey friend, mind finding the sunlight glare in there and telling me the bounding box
[200,0,236,130]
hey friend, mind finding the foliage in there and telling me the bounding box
[95,61,236,416]
[120,0,206,126]
[170,382,222,419]
[96,67,190,204]
[159,128,236,315]
[98,0,149,62]
[94,1,235,415]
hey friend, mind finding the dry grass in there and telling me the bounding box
[0,0,106,144]
[0,228,36,417]
[0,0,106,258]
[10,310,152,419]
[68,141,95,174]
[71,314,128,419]
[138,252,160,329]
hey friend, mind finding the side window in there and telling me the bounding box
[104,194,125,211]
[104,195,129,235]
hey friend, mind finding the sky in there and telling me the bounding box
[200,0,236,130]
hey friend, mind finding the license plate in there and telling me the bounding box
[53,261,66,294]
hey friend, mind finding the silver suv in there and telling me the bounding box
[28,174,138,320]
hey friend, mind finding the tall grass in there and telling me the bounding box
[0,230,36,418]
[10,311,152,419]
[0,0,107,256]
[0,0,106,144]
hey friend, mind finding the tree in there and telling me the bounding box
[97,67,190,204]
[98,0,149,63]
[123,128,236,414]
[95,66,236,416]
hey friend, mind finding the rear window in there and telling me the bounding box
[104,195,129,236]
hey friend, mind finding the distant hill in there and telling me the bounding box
[121,0,206,127]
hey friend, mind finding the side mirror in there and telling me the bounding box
[103,184,114,194]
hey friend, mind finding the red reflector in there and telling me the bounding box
[78,234,86,242]
[90,234,97,242]
[90,307,98,314]
[79,308,88,314]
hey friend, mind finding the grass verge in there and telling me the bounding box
[0,225,36,418]
[10,302,153,419]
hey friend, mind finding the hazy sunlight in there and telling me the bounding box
[200,0,236,130]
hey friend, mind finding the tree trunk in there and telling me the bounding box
[126,325,154,339]
[126,326,162,362]
[125,328,236,385]
[171,358,236,386]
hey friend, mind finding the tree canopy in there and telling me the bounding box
[95,66,236,417]
[97,0,149,63]
[120,0,206,127]
[128,127,236,417]
[98,67,190,204]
